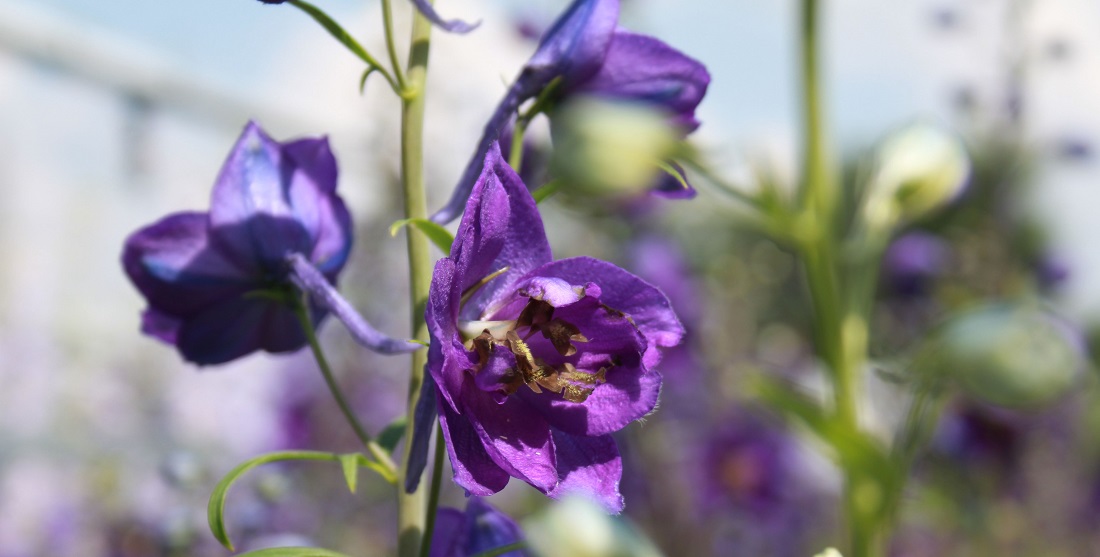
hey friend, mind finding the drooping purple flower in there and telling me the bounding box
[431,0,710,224]
[122,122,417,365]
[430,498,529,557]
[409,143,683,512]
[409,0,480,34]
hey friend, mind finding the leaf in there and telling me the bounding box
[390,218,454,254]
[470,542,527,557]
[338,453,359,493]
[377,417,407,453]
[288,0,379,70]
[207,451,339,551]
[532,180,561,204]
[234,547,355,557]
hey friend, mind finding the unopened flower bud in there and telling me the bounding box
[863,124,970,230]
[933,303,1081,408]
[550,98,680,197]
[523,496,663,557]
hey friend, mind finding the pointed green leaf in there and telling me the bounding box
[378,417,407,453]
[235,547,355,557]
[533,180,561,204]
[358,66,377,94]
[470,542,527,557]
[389,218,454,254]
[207,451,339,551]
[655,160,690,192]
[338,453,359,493]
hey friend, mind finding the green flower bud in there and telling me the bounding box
[550,98,680,197]
[863,124,970,230]
[523,496,664,557]
[934,303,1081,408]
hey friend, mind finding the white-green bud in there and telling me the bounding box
[863,124,970,230]
[934,303,1081,408]
[550,97,680,197]
[523,496,664,557]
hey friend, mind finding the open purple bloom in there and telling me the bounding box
[409,143,682,512]
[122,122,416,365]
[431,0,710,224]
[409,0,480,34]
[430,498,529,557]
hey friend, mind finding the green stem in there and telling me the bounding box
[292,300,396,476]
[508,118,527,171]
[419,424,447,557]
[381,0,409,93]
[395,4,435,557]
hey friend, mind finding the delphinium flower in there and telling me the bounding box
[881,232,949,299]
[122,121,416,365]
[430,498,529,557]
[409,144,683,512]
[431,0,710,224]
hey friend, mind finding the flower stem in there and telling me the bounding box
[381,0,409,93]
[418,424,447,557]
[293,299,396,476]
[795,1,881,556]
[395,3,435,557]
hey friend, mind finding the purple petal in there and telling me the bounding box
[527,0,619,86]
[122,211,252,317]
[287,253,421,354]
[651,161,697,199]
[439,399,511,496]
[140,308,182,345]
[175,296,304,365]
[431,87,526,226]
[463,498,528,556]
[548,430,623,513]
[428,507,467,557]
[408,0,481,33]
[430,0,619,225]
[406,374,440,493]
[516,295,660,436]
[449,143,553,321]
[207,123,313,272]
[525,257,684,368]
[426,257,478,413]
[571,31,710,133]
[282,137,355,275]
[462,382,559,493]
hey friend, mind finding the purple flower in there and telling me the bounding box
[409,0,480,34]
[122,122,416,365]
[881,232,949,298]
[430,498,529,557]
[431,0,710,224]
[409,143,683,512]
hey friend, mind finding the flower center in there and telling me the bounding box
[464,298,608,403]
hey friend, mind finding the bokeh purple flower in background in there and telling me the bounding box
[409,143,683,512]
[431,0,710,224]
[430,498,529,557]
[881,232,950,298]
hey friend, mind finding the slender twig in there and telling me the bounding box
[292,299,396,476]
[381,0,410,93]
[418,424,447,557]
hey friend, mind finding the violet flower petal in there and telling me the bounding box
[462,382,559,493]
[430,499,529,557]
[521,256,685,368]
[405,373,440,493]
[449,143,553,321]
[281,138,355,275]
[122,211,253,316]
[439,399,511,496]
[571,31,711,133]
[176,296,303,365]
[429,0,619,225]
[208,123,316,273]
[547,430,623,513]
[408,0,480,33]
[286,253,421,354]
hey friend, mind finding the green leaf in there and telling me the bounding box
[338,453,359,493]
[377,417,407,453]
[532,180,561,204]
[390,218,454,254]
[655,160,690,192]
[288,0,380,70]
[207,451,339,551]
[234,547,355,557]
[470,542,527,557]
[358,66,376,94]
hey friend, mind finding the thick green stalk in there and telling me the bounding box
[395,5,435,557]
[796,1,878,556]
